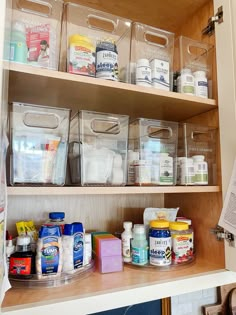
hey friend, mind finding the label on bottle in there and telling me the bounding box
[122,237,132,260]
[149,236,171,266]
[172,233,194,264]
[9,257,32,275]
[131,246,148,265]
[41,236,60,275]
[96,49,118,81]
[73,232,84,269]
[69,44,95,76]
[136,65,152,86]
[159,156,173,184]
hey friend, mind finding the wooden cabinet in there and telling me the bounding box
[1,0,236,314]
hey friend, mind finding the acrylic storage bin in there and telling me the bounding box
[177,123,217,186]
[128,118,178,186]
[61,2,131,82]
[130,22,175,90]
[69,110,129,186]
[174,36,214,98]
[9,0,63,70]
[10,102,71,185]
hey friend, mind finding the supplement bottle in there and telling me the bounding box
[135,59,152,87]
[10,21,27,64]
[193,70,208,98]
[45,211,66,234]
[121,221,133,262]
[177,68,195,95]
[62,222,84,272]
[192,155,208,185]
[9,235,35,278]
[180,157,195,185]
[159,153,173,185]
[149,220,171,266]
[169,221,194,264]
[131,224,148,265]
[83,233,92,266]
[134,160,152,185]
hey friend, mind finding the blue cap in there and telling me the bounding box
[64,222,83,236]
[49,212,65,220]
[39,225,61,238]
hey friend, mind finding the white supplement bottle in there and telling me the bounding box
[134,160,152,185]
[192,155,208,185]
[131,224,148,266]
[177,68,195,95]
[180,157,195,185]
[121,221,133,262]
[135,59,152,87]
[159,153,173,185]
[193,70,208,98]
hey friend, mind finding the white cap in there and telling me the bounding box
[133,224,145,234]
[137,59,150,67]
[17,235,31,246]
[192,155,205,161]
[193,70,206,77]
[181,68,192,74]
[123,221,132,229]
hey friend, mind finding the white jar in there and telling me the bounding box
[178,68,195,95]
[135,59,152,87]
[134,160,152,185]
[193,70,208,98]
[180,158,195,185]
[192,155,208,185]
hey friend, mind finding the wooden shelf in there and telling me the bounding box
[2,258,236,315]
[7,185,220,196]
[7,62,217,121]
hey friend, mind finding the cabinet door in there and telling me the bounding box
[214,0,236,271]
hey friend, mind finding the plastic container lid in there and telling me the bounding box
[169,221,189,231]
[150,220,170,228]
[123,221,132,229]
[49,212,65,220]
[64,222,83,236]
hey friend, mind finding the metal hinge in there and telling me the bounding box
[211,225,235,245]
[202,6,223,36]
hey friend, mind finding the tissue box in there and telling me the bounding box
[98,255,123,273]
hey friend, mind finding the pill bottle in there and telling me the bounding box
[180,157,195,185]
[45,211,66,234]
[121,221,133,262]
[149,220,171,266]
[193,70,208,98]
[192,155,208,185]
[133,160,152,185]
[169,221,194,264]
[159,153,173,185]
[135,59,152,87]
[10,21,28,64]
[9,235,35,278]
[177,68,195,95]
[127,151,139,185]
[131,224,148,265]
[177,157,186,185]
[68,34,95,77]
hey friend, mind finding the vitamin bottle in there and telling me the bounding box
[135,59,152,87]
[169,221,194,264]
[45,211,66,234]
[177,68,195,95]
[10,21,27,64]
[159,153,173,185]
[192,155,208,185]
[9,235,35,278]
[193,70,208,98]
[131,224,148,265]
[121,221,133,262]
[149,220,171,266]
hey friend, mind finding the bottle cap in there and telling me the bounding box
[123,221,132,229]
[64,222,83,236]
[133,224,145,234]
[193,70,206,77]
[150,220,169,228]
[137,59,150,67]
[181,68,192,74]
[49,212,65,220]
[192,155,205,161]
[169,221,189,231]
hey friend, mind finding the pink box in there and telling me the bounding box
[99,238,122,257]
[98,256,123,273]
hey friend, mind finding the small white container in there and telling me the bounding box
[159,153,173,185]
[193,70,208,98]
[135,59,152,87]
[121,221,133,263]
[180,157,195,185]
[177,68,195,95]
[192,155,208,185]
[83,233,92,266]
[150,59,170,91]
[134,160,152,185]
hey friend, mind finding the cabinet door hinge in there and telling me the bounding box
[202,6,223,36]
[211,225,235,245]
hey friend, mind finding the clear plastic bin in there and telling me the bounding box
[61,2,131,82]
[128,118,178,186]
[9,0,63,70]
[69,110,129,186]
[174,36,214,98]
[177,123,217,185]
[130,22,175,90]
[10,102,71,185]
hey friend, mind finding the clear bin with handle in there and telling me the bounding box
[10,102,71,185]
[8,0,63,70]
[69,110,129,186]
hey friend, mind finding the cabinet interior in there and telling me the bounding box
[2,0,226,311]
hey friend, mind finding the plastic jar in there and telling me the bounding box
[45,212,66,234]
[134,160,152,185]
[192,155,208,185]
[135,59,152,87]
[193,70,208,98]
[180,157,195,185]
[169,221,194,264]
[177,68,195,95]
[149,220,171,266]
[131,224,148,265]
[68,34,95,76]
